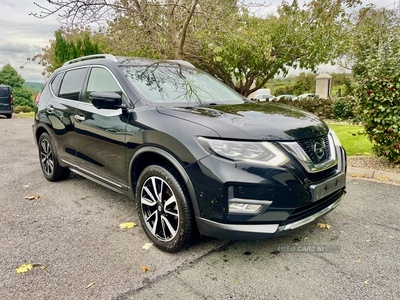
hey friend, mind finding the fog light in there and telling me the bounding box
[229,202,263,214]
[227,186,272,214]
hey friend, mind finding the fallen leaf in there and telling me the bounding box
[86,282,95,289]
[376,176,389,181]
[142,243,153,250]
[141,266,150,272]
[16,264,33,273]
[355,259,361,263]
[350,173,366,178]
[119,222,136,229]
[316,223,332,229]
[24,195,40,201]
[16,263,42,274]
[364,279,369,285]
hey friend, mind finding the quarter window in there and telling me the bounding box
[50,72,64,96]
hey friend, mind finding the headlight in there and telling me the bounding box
[198,137,289,166]
[329,129,342,146]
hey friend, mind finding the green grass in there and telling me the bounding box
[327,123,373,156]
[16,112,35,118]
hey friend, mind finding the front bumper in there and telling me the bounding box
[189,145,346,240]
[196,191,344,240]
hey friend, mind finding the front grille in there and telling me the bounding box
[297,135,331,164]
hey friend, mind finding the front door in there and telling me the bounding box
[74,67,129,190]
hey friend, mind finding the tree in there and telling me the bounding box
[0,64,34,108]
[292,73,316,95]
[330,73,353,96]
[32,27,103,76]
[32,0,361,96]
[349,6,400,163]
[344,5,400,76]
[0,64,24,88]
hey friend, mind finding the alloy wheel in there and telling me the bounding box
[140,176,180,242]
[40,138,54,176]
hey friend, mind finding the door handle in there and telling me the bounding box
[74,115,86,122]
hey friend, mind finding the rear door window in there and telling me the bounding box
[58,68,88,101]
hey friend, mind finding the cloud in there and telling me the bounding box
[0,0,59,82]
[0,43,42,57]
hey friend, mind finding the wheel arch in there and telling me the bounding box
[129,147,200,217]
[34,124,52,144]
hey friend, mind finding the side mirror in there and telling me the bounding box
[89,92,125,109]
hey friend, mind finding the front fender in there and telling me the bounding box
[128,146,201,217]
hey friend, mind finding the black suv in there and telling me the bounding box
[0,84,13,118]
[33,54,346,252]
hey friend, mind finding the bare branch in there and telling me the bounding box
[178,0,199,57]
[31,0,127,26]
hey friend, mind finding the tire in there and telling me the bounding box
[38,133,70,181]
[6,113,12,119]
[136,164,194,252]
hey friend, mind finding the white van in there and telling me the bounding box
[251,89,274,102]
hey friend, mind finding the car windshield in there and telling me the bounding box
[120,64,245,105]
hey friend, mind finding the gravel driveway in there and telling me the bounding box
[1,116,399,300]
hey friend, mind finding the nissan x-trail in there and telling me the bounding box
[33,54,347,252]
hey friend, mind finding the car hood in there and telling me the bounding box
[156,103,329,141]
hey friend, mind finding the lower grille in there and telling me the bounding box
[284,189,344,224]
[306,166,338,181]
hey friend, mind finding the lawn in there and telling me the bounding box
[15,112,35,118]
[327,123,373,156]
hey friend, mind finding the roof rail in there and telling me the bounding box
[63,54,118,66]
[167,60,195,68]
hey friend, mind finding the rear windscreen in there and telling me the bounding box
[0,87,10,98]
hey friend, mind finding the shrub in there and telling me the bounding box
[354,57,400,163]
[12,87,35,109]
[333,96,356,120]
[14,106,33,113]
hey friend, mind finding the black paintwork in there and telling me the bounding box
[33,56,346,240]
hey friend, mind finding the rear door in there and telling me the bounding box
[44,67,88,164]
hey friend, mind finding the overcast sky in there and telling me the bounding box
[0,0,396,83]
